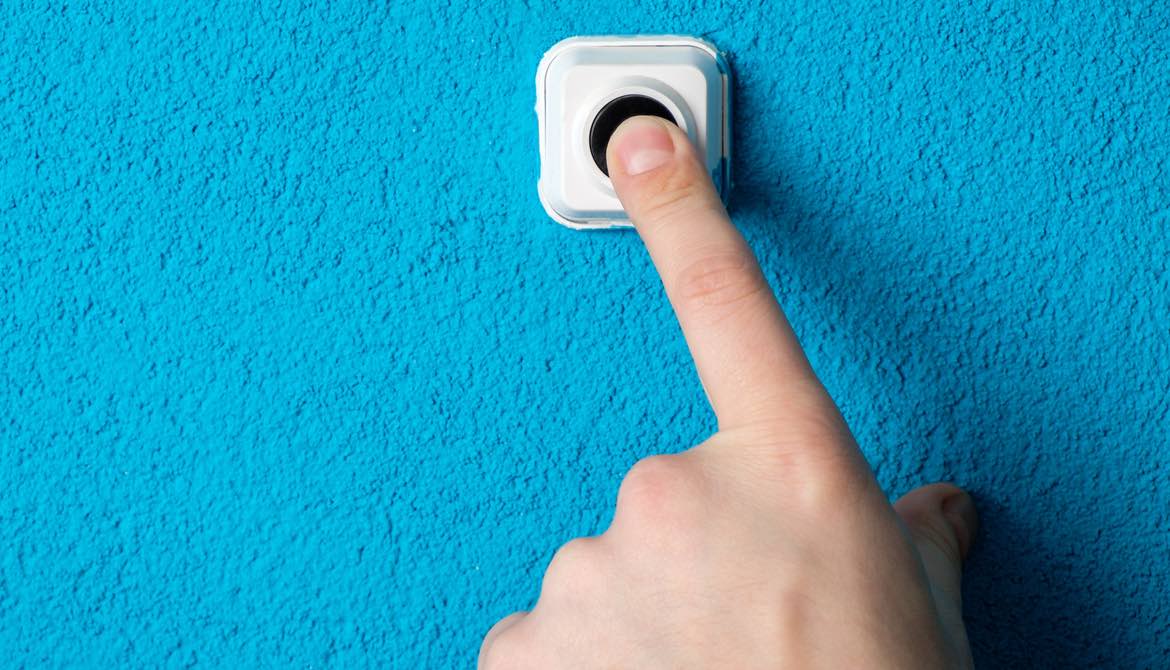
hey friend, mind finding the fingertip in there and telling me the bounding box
[605,115,680,178]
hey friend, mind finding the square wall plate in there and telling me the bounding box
[536,36,732,229]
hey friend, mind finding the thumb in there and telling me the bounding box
[894,483,979,662]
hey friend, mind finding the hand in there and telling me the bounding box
[481,117,979,669]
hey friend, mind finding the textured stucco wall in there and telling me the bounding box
[3,2,1169,668]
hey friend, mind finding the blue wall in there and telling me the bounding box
[3,2,1168,667]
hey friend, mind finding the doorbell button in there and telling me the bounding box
[536,36,732,230]
[589,95,677,176]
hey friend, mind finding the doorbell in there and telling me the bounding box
[536,36,732,229]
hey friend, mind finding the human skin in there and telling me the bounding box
[479,116,979,669]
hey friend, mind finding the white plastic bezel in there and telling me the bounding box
[536,36,732,230]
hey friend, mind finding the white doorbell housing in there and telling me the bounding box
[536,36,732,229]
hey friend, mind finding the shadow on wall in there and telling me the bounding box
[963,501,1125,669]
[731,146,1141,668]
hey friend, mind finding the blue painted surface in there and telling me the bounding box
[2,2,1168,667]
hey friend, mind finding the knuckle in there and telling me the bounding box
[540,537,602,598]
[615,455,703,532]
[478,622,529,670]
[719,416,868,509]
[795,464,870,517]
[672,248,770,317]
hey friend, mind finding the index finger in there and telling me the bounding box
[606,116,827,431]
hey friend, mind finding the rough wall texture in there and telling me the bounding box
[2,1,1169,668]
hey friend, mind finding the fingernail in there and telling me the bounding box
[941,491,978,556]
[612,117,675,176]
